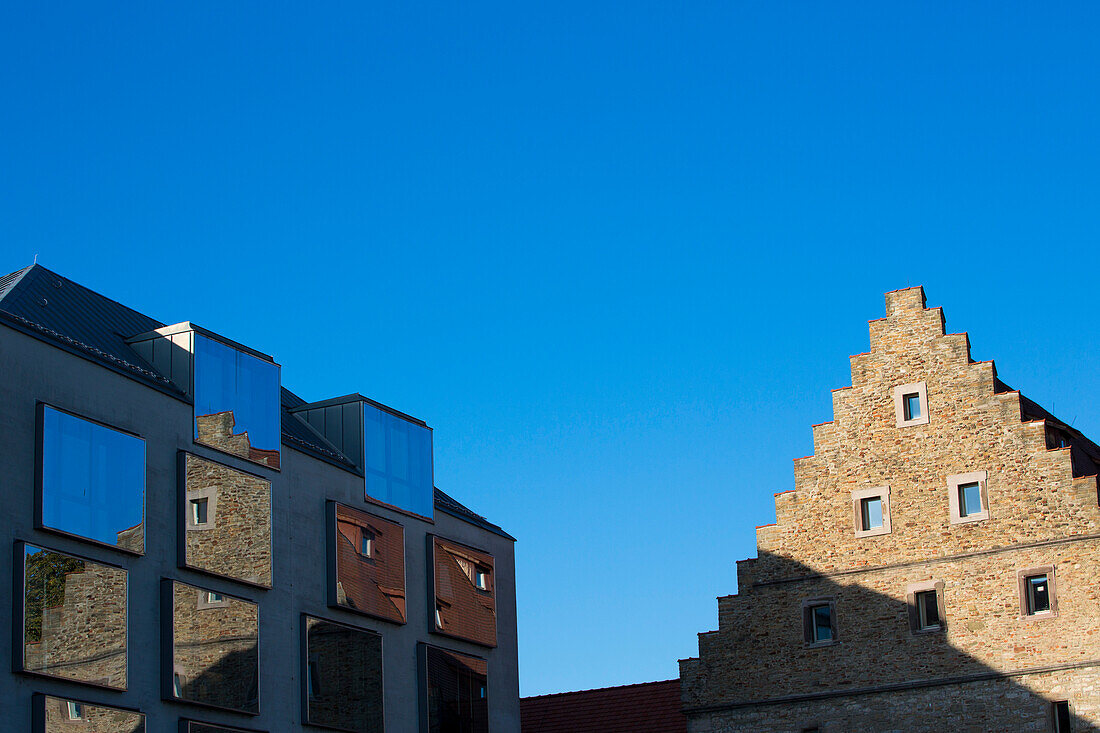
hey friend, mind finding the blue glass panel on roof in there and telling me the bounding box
[40,406,146,553]
[363,403,433,518]
[193,333,281,469]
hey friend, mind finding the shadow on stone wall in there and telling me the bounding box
[682,551,1098,732]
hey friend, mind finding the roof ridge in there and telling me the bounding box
[0,264,35,302]
[522,679,680,700]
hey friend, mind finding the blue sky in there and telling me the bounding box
[3,3,1099,696]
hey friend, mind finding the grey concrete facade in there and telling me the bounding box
[1,313,519,731]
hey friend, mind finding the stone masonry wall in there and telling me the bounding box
[681,287,1100,731]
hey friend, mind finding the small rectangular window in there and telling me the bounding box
[811,604,832,643]
[903,393,922,420]
[1026,575,1051,615]
[1053,700,1072,732]
[360,532,374,557]
[958,482,983,517]
[67,701,84,720]
[916,590,940,629]
[475,567,490,590]
[860,497,884,531]
[191,497,209,525]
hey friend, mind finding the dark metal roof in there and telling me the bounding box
[0,264,507,536]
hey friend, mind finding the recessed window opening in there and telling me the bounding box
[810,604,832,643]
[903,393,922,421]
[1053,700,1072,732]
[475,567,490,590]
[173,673,184,698]
[206,591,224,604]
[958,482,983,517]
[1026,574,1052,615]
[66,701,83,720]
[360,531,374,557]
[916,590,940,630]
[191,497,209,525]
[860,497,884,531]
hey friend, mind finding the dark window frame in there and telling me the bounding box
[1018,566,1058,620]
[906,580,947,634]
[801,597,838,647]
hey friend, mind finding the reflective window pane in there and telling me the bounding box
[193,333,281,469]
[423,645,488,733]
[812,605,832,642]
[21,544,128,689]
[169,581,258,713]
[916,590,940,629]
[303,616,384,732]
[183,453,273,587]
[904,393,922,420]
[363,404,433,517]
[433,537,497,647]
[333,504,406,624]
[40,406,145,553]
[1028,575,1051,614]
[38,695,144,732]
[860,497,883,531]
[958,482,982,516]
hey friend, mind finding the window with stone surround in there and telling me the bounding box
[893,381,929,427]
[1018,566,1057,619]
[851,486,891,538]
[802,598,837,646]
[947,470,990,524]
[906,580,946,634]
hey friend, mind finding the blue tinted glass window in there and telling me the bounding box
[41,406,146,553]
[193,333,281,469]
[861,497,883,530]
[812,605,832,642]
[904,393,922,420]
[363,404,433,517]
[959,482,982,516]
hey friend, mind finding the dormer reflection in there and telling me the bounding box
[193,334,280,469]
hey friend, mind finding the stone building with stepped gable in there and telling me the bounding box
[680,287,1100,732]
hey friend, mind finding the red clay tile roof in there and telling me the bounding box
[521,679,687,733]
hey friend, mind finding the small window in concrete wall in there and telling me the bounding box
[163,580,258,714]
[33,694,145,732]
[906,580,946,634]
[301,615,383,733]
[851,486,891,538]
[181,453,273,588]
[419,644,489,733]
[1018,566,1058,619]
[947,470,990,524]
[893,381,930,427]
[330,503,407,624]
[801,598,837,646]
[37,404,146,554]
[431,536,497,647]
[16,542,128,690]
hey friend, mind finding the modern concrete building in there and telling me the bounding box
[0,264,519,732]
[681,287,1100,732]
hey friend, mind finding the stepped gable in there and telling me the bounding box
[751,285,1100,584]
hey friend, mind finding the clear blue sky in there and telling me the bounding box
[3,3,1099,697]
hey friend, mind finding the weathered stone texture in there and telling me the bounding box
[681,287,1100,731]
[184,452,273,586]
